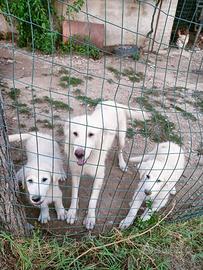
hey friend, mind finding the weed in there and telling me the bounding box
[84,75,93,80]
[107,66,121,80]
[76,95,103,107]
[196,99,203,113]
[126,127,136,138]
[73,88,82,95]
[8,88,21,100]
[15,103,31,115]
[43,96,73,111]
[29,126,38,132]
[58,68,70,75]
[60,76,83,87]
[107,78,114,84]
[122,68,144,83]
[173,105,197,121]
[31,97,45,104]
[132,50,141,61]
[36,119,54,129]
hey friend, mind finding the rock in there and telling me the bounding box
[0,14,8,38]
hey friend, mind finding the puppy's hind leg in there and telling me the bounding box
[118,117,128,172]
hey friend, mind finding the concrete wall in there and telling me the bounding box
[56,0,178,51]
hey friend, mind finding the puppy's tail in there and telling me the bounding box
[8,133,32,143]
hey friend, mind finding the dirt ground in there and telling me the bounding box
[0,40,203,236]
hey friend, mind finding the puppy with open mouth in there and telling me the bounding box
[64,100,149,230]
[9,132,67,223]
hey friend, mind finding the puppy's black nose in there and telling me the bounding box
[75,148,85,159]
[32,195,41,203]
[144,189,152,196]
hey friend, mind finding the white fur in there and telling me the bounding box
[64,100,148,230]
[9,132,66,223]
[119,142,185,229]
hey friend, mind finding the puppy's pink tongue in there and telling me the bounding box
[77,159,85,166]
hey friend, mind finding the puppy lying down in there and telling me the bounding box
[9,132,66,223]
[119,142,185,229]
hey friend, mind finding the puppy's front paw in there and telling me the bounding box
[83,215,96,230]
[57,209,67,221]
[66,209,77,224]
[119,217,134,229]
[38,213,50,224]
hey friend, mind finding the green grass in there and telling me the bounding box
[107,67,144,83]
[59,76,83,88]
[75,95,103,107]
[8,88,21,100]
[0,217,202,269]
[173,105,197,121]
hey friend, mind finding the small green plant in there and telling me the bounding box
[36,119,54,129]
[8,88,21,100]
[173,105,197,121]
[76,95,103,107]
[43,96,73,111]
[107,66,121,80]
[132,51,141,61]
[126,127,136,138]
[29,126,38,132]
[61,36,101,60]
[60,76,83,87]
[73,88,82,95]
[14,103,31,115]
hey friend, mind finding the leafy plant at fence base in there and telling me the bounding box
[61,35,101,60]
[2,0,58,53]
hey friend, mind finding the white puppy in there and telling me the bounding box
[9,132,66,223]
[64,100,148,230]
[119,142,185,229]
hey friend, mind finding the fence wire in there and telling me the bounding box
[0,0,203,236]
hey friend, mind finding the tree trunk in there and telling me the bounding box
[0,91,29,236]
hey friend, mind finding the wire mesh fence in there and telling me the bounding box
[0,0,203,236]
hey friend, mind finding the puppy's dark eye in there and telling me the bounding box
[42,178,48,183]
[73,132,78,137]
[156,179,161,183]
[146,175,150,179]
[88,132,94,137]
[27,179,33,183]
